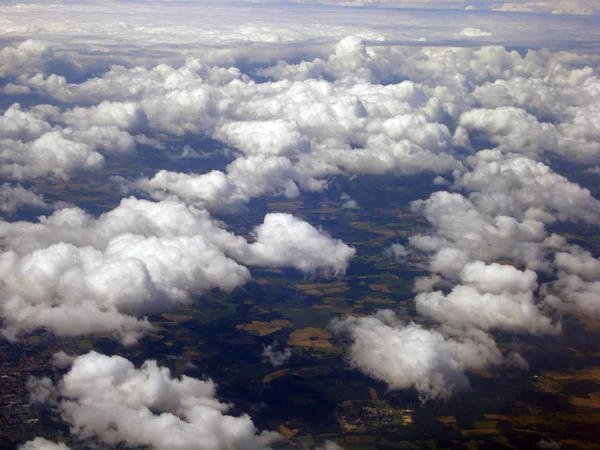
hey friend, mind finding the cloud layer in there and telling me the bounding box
[2,0,600,444]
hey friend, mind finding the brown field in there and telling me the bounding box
[305,289,324,296]
[342,435,377,444]
[436,416,457,424]
[264,369,290,384]
[355,296,395,305]
[290,395,317,405]
[369,387,378,400]
[569,393,600,409]
[292,366,331,379]
[279,424,299,438]
[460,429,500,437]
[368,284,391,293]
[236,319,292,336]
[331,305,353,314]
[290,339,333,349]
[94,332,114,339]
[484,414,509,420]
[160,313,193,323]
[542,367,600,383]
[237,321,272,330]
[288,327,333,349]
[579,316,600,331]
[323,286,350,294]
[296,283,330,291]
[289,327,332,340]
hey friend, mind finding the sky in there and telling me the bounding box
[1,0,600,449]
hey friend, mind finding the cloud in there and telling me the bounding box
[0,102,143,181]
[331,310,503,400]
[459,261,538,294]
[543,248,600,318]
[28,351,279,450]
[457,27,492,37]
[215,120,310,157]
[383,243,409,262]
[341,199,359,209]
[0,198,353,342]
[492,1,600,15]
[315,441,344,450]
[235,213,356,275]
[262,341,292,367]
[1,0,600,418]
[0,183,52,214]
[19,439,71,450]
[413,260,558,335]
[417,286,557,335]
[409,191,551,277]
[456,151,600,224]
[136,170,242,212]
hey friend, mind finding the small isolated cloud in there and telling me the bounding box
[342,199,359,209]
[458,27,492,38]
[262,340,292,367]
[536,439,561,449]
[28,351,280,450]
[330,310,503,400]
[383,243,410,262]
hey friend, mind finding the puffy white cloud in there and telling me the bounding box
[27,376,59,406]
[315,441,344,450]
[331,310,503,400]
[545,273,600,318]
[413,260,557,335]
[383,243,409,262]
[409,191,551,276]
[136,170,241,212]
[0,102,143,180]
[459,107,559,157]
[0,183,51,214]
[543,248,600,318]
[227,154,325,200]
[0,198,353,342]
[416,286,557,335]
[262,341,292,367]
[0,129,105,181]
[19,438,71,450]
[234,213,356,275]
[29,351,279,450]
[460,261,538,294]
[0,40,55,78]
[215,120,309,157]
[457,27,492,38]
[456,151,600,224]
[555,249,600,281]
[58,101,148,134]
